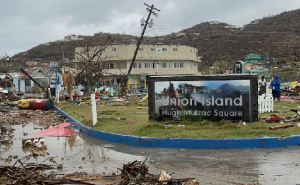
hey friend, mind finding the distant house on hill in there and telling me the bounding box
[49,61,59,67]
[244,53,262,64]
[26,61,38,66]
[176,33,186,38]
[225,25,238,29]
[250,19,260,24]
[245,63,268,75]
[94,32,104,36]
[64,34,81,41]
[209,21,221,24]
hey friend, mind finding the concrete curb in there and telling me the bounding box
[54,106,300,150]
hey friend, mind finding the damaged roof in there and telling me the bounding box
[19,67,51,79]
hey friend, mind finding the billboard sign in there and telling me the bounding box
[148,75,258,122]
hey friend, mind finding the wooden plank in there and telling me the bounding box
[269,124,294,130]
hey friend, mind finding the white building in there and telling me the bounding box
[64,34,79,41]
[74,44,201,89]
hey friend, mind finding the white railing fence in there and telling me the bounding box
[258,94,274,113]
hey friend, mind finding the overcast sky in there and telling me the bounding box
[1,0,300,57]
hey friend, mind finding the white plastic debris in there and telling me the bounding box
[238,120,247,126]
[158,170,171,181]
[39,138,45,144]
[33,139,39,144]
[24,140,33,146]
[164,124,172,129]
[2,135,12,143]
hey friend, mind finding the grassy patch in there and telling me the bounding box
[56,100,300,138]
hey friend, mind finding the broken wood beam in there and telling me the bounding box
[269,124,294,130]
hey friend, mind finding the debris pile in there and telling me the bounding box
[0,155,57,184]
[0,109,66,151]
[282,109,300,122]
[0,92,21,102]
[0,109,65,128]
[266,109,300,123]
[22,137,47,157]
[0,154,119,185]
[118,160,158,184]
[118,160,199,185]
[0,122,14,144]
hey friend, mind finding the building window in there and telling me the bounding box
[6,81,11,87]
[145,62,155,68]
[112,48,116,51]
[151,48,155,51]
[25,79,31,86]
[173,48,178,51]
[139,47,144,51]
[162,48,167,51]
[109,63,114,69]
[133,63,142,68]
[104,64,109,69]
[174,62,183,68]
[162,63,171,68]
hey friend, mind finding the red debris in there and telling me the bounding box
[53,122,72,128]
[30,123,76,137]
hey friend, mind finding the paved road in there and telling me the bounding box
[81,134,300,185]
[1,124,300,185]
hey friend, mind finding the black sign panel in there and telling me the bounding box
[147,75,258,122]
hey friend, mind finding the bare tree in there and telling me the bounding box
[117,73,128,96]
[71,37,112,93]
[66,69,75,101]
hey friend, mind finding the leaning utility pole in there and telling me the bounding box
[127,3,160,87]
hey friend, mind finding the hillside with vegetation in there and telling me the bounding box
[6,8,300,74]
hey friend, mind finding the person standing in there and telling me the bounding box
[270,74,281,101]
[259,76,266,95]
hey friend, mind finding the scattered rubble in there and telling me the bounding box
[118,159,199,185]
[0,92,21,102]
[0,109,65,129]
[0,92,199,184]
[22,137,48,157]
[0,154,121,185]
[0,154,200,185]
[282,109,300,122]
